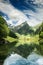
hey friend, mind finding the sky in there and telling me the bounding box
[0,0,43,26]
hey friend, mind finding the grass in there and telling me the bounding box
[5,36,17,42]
[15,34,39,46]
[30,35,39,44]
[1,34,39,47]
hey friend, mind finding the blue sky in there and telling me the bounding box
[0,0,43,26]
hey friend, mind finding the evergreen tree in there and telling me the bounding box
[0,16,9,42]
[39,22,43,55]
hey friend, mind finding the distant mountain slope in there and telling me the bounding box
[35,22,43,34]
[8,21,43,35]
[14,22,34,35]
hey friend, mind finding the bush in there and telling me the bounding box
[39,32,43,38]
[9,30,18,38]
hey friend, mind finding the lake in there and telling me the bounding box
[3,52,43,65]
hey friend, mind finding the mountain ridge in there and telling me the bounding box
[12,22,34,35]
[8,21,43,35]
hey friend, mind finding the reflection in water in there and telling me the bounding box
[3,53,43,65]
[37,58,43,65]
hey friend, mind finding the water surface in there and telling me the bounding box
[3,53,43,65]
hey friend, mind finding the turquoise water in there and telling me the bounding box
[3,53,43,65]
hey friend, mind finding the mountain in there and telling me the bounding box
[8,21,43,35]
[13,22,34,35]
[35,22,43,34]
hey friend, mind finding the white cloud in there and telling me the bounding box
[25,0,43,5]
[0,0,43,26]
[34,0,43,4]
[23,6,43,24]
[27,17,41,26]
[0,1,29,25]
[0,0,10,4]
[36,58,43,65]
